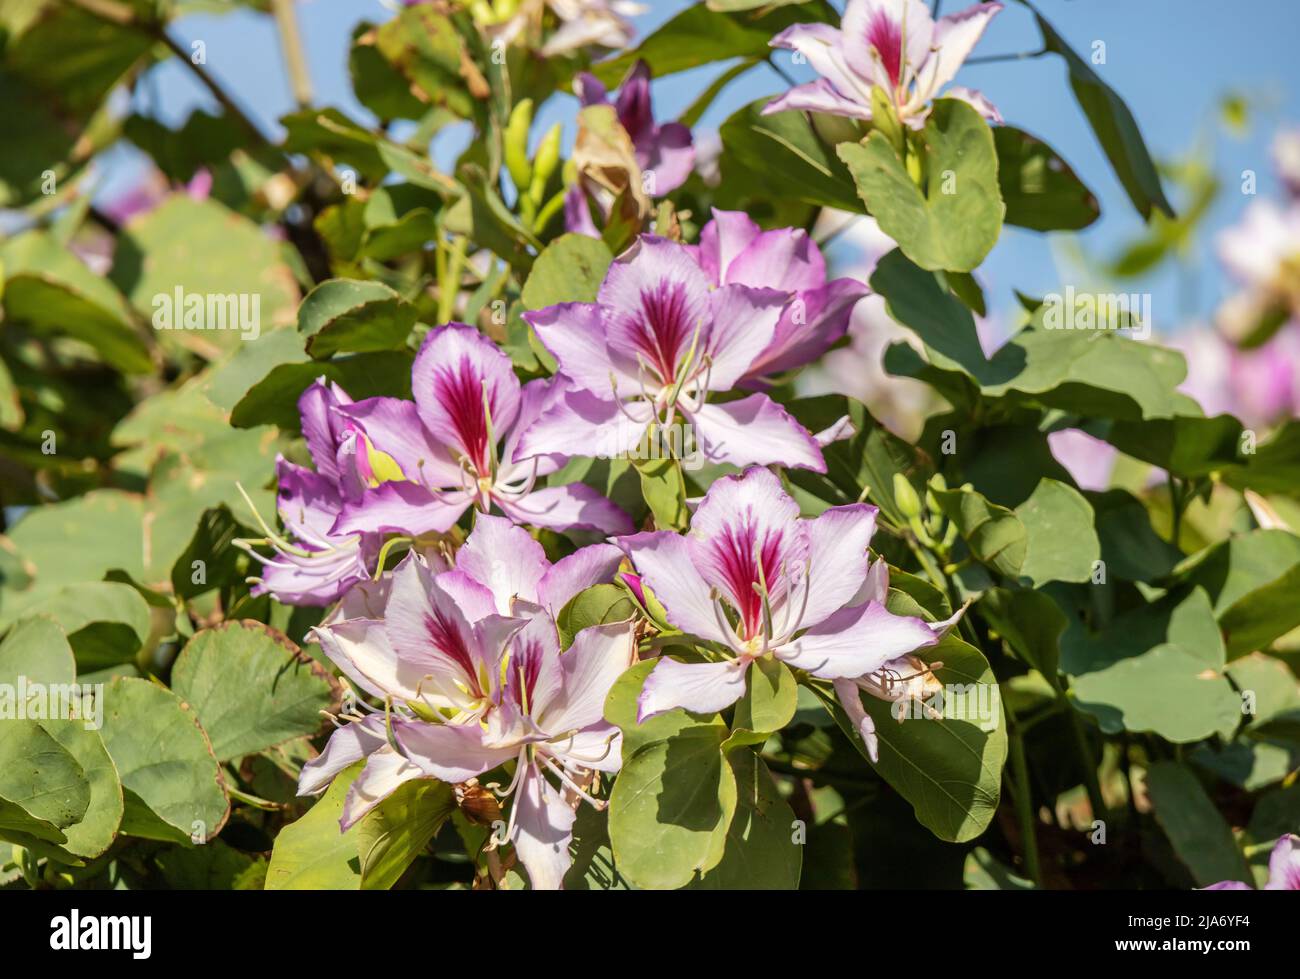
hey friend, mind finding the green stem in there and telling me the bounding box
[1007,714,1042,886]
[271,0,313,108]
[1063,694,1108,823]
[439,236,469,324]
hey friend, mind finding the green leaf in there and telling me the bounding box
[0,615,76,688]
[0,231,151,374]
[355,778,455,890]
[725,657,797,749]
[266,763,363,890]
[964,847,1036,890]
[1013,479,1101,585]
[98,677,229,842]
[995,126,1099,231]
[1064,588,1240,742]
[719,100,862,212]
[1018,0,1173,221]
[594,2,832,83]
[604,660,737,888]
[979,587,1065,684]
[171,505,248,600]
[931,484,1027,580]
[635,456,688,531]
[11,582,151,673]
[38,720,124,859]
[171,621,340,762]
[556,585,636,650]
[821,592,1007,842]
[298,279,418,359]
[231,351,414,431]
[522,234,613,310]
[838,99,1004,272]
[692,749,801,889]
[0,720,90,843]
[110,196,300,359]
[1145,761,1250,887]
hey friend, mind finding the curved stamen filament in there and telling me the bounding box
[541,754,606,810]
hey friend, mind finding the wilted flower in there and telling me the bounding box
[566,60,694,236]
[241,380,377,606]
[690,209,868,387]
[765,0,1003,127]
[618,467,958,722]
[519,236,827,472]
[1204,834,1300,890]
[329,323,633,538]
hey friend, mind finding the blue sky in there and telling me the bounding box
[102,0,1300,332]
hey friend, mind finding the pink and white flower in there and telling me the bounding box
[518,236,828,472]
[329,323,633,539]
[765,0,1004,128]
[617,466,959,723]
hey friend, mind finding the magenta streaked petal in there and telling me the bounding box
[687,394,827,472]
[598,236,713,385]
[412,323,520,472]
[843,0,934,89]
[687,467,808,640]
[617,531,734,646]
[637,656,748,723]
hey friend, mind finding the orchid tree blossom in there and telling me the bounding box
[691,208,869,387]
[241,379,377,606]
[1205,834,1300,890]
[566,60,694,236]
[1215,200,1300,341]
[617,467,958,722]
[329,323,633,539]
[302,529,635,888]
[518,236,828,473]
[764,0,1004,128]
[468,0,645,58]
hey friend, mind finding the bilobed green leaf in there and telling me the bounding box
[38,720,124,860]
[1145,762,1249,887]
[171,620,340,762]
[838,99,1004,272]
[725,657,797,749]
[98,676,229,842]
[692,749,801,889]
[355,778,456,890]
[0,615,76,688]
[266,763,363,890]
[298,278,418,359]
[932,484,1027,580]
[605,660,738,888]
[1017,0,1173,221]
[995,126,1099,231]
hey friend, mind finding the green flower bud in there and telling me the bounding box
[893,472,923,520]
[504,98,534,193]
[528,122,562,207]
